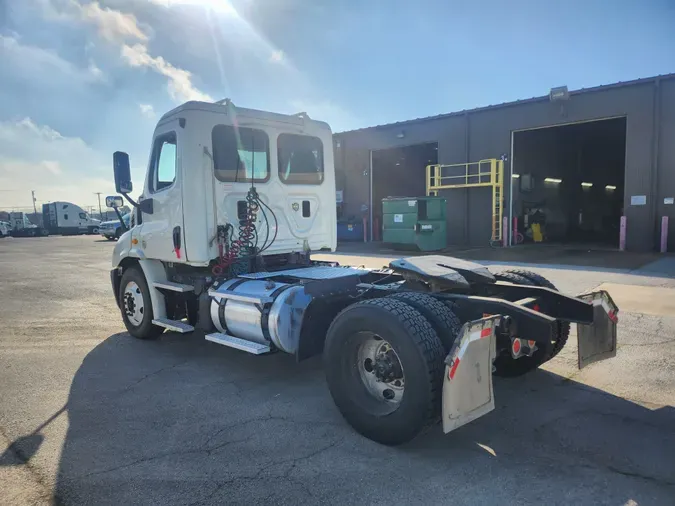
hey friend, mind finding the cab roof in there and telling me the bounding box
[158,100,332,132]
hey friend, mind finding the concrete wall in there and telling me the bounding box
[335,76,675,251]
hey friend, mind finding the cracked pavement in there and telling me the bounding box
[1,236,674,505]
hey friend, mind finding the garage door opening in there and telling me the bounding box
[371,142,438,239]
[512,117,626,246]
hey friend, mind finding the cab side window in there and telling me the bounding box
[150,132,177,193]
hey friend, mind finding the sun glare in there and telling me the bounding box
[152,0,238,16]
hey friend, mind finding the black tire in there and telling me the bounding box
[387,292,461,351]
[492,271,532,286]
[107,236,116,241]
[492,272,547,377]
[499,269,570,359]
[324,298,445,445]
[119,266,164,340]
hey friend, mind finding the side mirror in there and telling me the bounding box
[105,196,124,209]
[113,151,133,194]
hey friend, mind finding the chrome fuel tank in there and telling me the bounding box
[209,278,312,354]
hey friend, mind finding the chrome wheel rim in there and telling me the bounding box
[123,281,144,326]
[357,334,405,404]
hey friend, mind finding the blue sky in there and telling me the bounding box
[0,0,673,209]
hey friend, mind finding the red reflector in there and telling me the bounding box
[533,304,540,312]
[449,359,460,379]
[480,328,491,338]
[528,340,536,348]
[608,310,618,323]
[512,339,521,354]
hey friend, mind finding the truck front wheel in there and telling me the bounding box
[119,266,164,340]
[324,298,445,445]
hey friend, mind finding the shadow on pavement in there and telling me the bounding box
[40,331,675,505]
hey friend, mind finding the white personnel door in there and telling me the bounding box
[137,120,186,262]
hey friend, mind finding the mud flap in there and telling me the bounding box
[442,316,501,434]
[576,290,618,369]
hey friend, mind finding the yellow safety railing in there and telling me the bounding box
[426,159,504,244]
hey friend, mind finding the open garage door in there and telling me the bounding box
[370,143,438,240]
[511,117,626,247]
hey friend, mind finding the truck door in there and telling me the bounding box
[138,121,186,262]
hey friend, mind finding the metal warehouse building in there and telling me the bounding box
[333,74,675,252]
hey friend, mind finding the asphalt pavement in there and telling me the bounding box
[1,236,674,505]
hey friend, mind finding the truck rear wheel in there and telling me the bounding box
[324,298,445,445]
[492,272,547,377]
[119,266,164,340]
[498,269,570,359]
[386,292,461,351]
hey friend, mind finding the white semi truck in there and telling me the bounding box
[42,202,101,235]
[7,212,49,237]
[107,99,619,445]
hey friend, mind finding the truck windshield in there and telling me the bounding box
[277,133,324,185]
[212,125,269,182]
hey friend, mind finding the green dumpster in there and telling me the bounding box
[382,196,447,251]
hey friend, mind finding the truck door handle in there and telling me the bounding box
[173,226,182,259]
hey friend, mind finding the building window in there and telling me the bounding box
[278,133,324,185]
[150,132,177,193]
[212,125,269,182]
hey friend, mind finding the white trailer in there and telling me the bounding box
[106,100,619,445]
[42,202,101,235]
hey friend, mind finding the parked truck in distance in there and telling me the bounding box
[106,99,618,445]
[42,202,101,236]
[7,212,49,237]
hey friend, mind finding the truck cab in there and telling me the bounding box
[113,100,336,268]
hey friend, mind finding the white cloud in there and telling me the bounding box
[0,34,104,86]
[139,103,156,119]
[0,118,117,208]
[121,43,213,103]
[79,1,149,43]
[269,49,284,63]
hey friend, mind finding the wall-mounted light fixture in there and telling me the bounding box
[512,173,520,178]
[549,86,569,101]
[396,131,405,139]
[544,178,562,184]
[581,182,593,187]
[605,185,617,190]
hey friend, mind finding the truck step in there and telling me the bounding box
[205,332,271,355]
[153,281,195,292]
[152,318,194,333]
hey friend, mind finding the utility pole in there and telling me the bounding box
[31,190,37,214]
[94,192,103,220]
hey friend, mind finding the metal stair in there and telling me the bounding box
[153,281,195,292]
[152,318,194,333]
[205,332,271,354]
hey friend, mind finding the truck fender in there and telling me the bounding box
[442,315,501,434]
[137,259,168,321]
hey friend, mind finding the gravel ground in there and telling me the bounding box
[1,236,674,505]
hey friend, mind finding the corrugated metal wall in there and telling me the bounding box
[335,76,675,251]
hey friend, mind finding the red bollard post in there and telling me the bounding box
[661,216,668,253]
[502,217,508,247]
[512,216,518,246]
[619,216,626,251]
